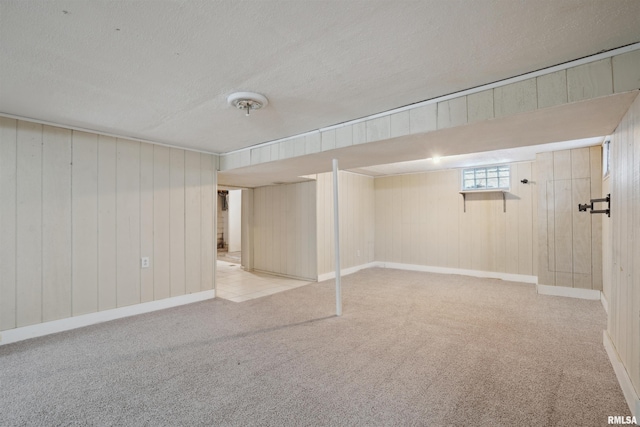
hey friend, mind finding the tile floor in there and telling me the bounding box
[216,260,311,302]
[217,250,241,263]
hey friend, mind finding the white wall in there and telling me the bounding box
[607,92,640,395]
[228,189,242,252]
[374,163,537,277]
[0,118,217,332]
[252,181,317,280]
[316,171,375,276]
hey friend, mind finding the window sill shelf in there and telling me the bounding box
[459,189,508,194]
[459,190,508,212]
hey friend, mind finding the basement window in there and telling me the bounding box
[461,165,510,191]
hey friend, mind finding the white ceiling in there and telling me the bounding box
[1,0,640,154]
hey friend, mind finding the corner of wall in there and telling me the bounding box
[604,330,640,419]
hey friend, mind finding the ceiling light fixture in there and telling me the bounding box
[227,92,269,116]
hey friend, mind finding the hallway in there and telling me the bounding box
[216,260,311,302]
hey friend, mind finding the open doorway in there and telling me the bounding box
[215,185,312,302]
[217,188,242,264]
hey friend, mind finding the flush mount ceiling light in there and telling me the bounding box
[227,92,269,116]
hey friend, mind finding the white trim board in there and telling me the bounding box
[601,292,609,314]
[317,262,378,282]
[252,269,316,282]
[0,113,222,156]
[604,330,640,418]
[0,290,215,346]
[536,284,601,300]
[377,262,538,284]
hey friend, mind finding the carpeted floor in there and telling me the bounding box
[0,268,629,426]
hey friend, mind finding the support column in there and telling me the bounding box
[333,159,342,316]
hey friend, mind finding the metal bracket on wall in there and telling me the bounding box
[460,190,506,213]
[578,193,610,217]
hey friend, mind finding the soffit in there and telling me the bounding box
[218,92,638,187]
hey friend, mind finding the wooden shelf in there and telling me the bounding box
[459,189,508,213]
[459,189,508,194]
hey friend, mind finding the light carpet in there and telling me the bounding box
[0,268,630,426]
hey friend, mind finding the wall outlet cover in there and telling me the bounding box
[141,257,150,268]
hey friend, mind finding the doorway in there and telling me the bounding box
[214,186,311,302]
[217,188,242,264]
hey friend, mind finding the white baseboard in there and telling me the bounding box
[604,330,640,418]
[601,292,609,314]
[252,269,316,282]
[536,284,601,300]
[0,290,215,346]
[377,262,538,284]
[317,262,378,282]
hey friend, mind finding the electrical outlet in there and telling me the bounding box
[141,257,150,268]
[357,249,361,257]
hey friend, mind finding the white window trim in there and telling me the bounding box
[461,164,511,192]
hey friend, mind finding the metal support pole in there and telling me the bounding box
[332,159,342,316]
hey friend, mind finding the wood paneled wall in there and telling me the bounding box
[536,147,602,289]
[241,189,254,271]
[253,181,317,280]
[316,171,375,275]
[607,93,640,394]
[0,118,217,331]
[602,177,612,301]
[374,163,537,276]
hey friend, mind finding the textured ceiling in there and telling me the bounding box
[1,0,640,153]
